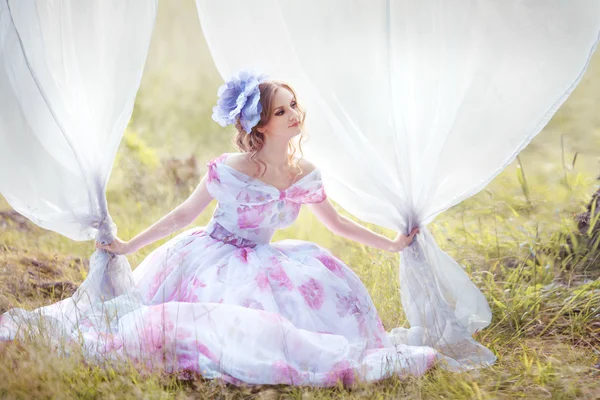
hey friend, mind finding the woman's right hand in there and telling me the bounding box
[95,237,134,255]
[390,227,420,253]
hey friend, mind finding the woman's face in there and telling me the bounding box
[259,88,302,139]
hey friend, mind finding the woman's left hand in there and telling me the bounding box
[390,227,420,253]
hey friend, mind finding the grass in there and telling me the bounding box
[1,156,599,398]
[1,1,600,398]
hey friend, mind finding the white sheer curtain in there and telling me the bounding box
[196,0,600,370]
[0,0,157,340]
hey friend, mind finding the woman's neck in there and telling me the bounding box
[256,140,291,168]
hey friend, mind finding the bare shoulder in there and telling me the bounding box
[223,152,257,175]
[297,157,318,174]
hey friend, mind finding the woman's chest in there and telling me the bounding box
[241,169,300,191]
[220,199,302,229]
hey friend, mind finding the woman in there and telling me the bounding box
[95,71,433,387]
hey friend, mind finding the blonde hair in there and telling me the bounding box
[233,81,307,178]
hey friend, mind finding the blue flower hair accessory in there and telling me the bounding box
[212,70,268,134]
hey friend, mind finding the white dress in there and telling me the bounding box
[0,152,437,387]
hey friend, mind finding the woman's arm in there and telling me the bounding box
[307,198,419,253]
[96,173,214,255]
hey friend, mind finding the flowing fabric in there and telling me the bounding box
[196,0,600,370]
[1,153,439,386]
[0,0,157,241]
[0,0,157,356]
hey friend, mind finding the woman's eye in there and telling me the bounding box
[291,102,297,108]
[275,110,284,116]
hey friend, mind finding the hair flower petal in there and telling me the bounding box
[212,70,268,134]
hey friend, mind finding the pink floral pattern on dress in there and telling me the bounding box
[206,153,228,184]
[147,262,178,300]
[266,256,293,291]
[175,339,220,371]
[242,299,264,310]
[236,189,253,203]
[97,331,124,354]
[286,185,311,199]
[134,305,177,355]
[317,254,345,277]
[299,278,325,309]
[256,270,270,291]
[273,360,305,384]
[324,360,356,386]
[254,258,293,292]
[237,203,270,229]
[0,152,437,388]
[303,186,327,204]
[235,247,252,264]
[336,293,362,318]
[165,276,207,303]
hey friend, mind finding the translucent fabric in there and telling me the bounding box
[196,0,600,370]
[1,154,437,386]
[0,0,157,241]
[0,0,157,364]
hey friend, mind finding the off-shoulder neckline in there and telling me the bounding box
[217,153,320,192]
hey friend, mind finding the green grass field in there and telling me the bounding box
[1,1,599,398]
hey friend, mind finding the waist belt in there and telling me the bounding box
[208,222,258,249]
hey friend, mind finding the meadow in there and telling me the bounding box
[1,1,599,398]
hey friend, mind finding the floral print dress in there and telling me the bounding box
[0,152,436,387]
[126,153,437,386]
